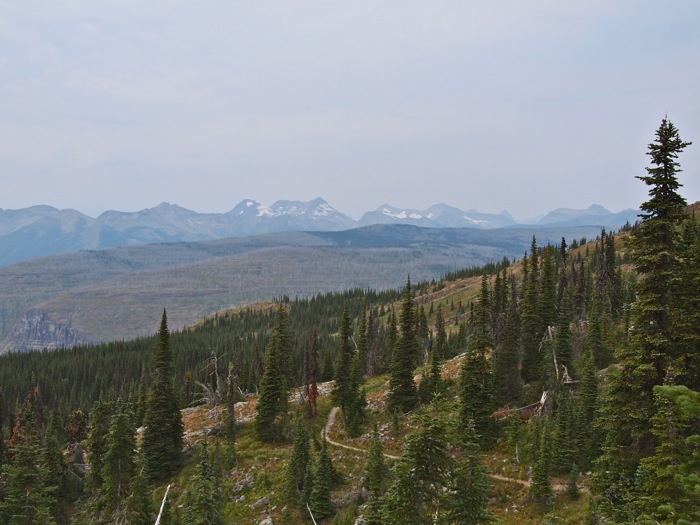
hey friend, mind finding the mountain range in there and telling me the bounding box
[0,198,639,268]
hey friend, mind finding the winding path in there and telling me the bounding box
[323,406,587,493]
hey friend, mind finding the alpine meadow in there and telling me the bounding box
[1,118,699,524]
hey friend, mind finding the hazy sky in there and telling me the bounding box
[1,1,699,221]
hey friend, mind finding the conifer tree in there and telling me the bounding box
[86,397,114,491]
[309,438,336,520]
[387,278,420,413]
[382,415,453,524]
[143,310,184,480]
[445,423,494,525]
[521,240,543,385]
[255,304,293,442]
[460,275,497,444]
[182,442,223,525]
[44,413,71,525]
[306,328,319,418]
[595,118,691,518]
[286,417,310,504]
[493,275,522,402]
[100,399,137,517]
[363,428,387,525]
[0,404,57,525]
[530,424,553,509]
[127,452,152,525]
[332,307,354,425]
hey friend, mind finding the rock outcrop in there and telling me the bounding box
[2,308,96,353]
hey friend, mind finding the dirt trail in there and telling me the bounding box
[323,406,587,493]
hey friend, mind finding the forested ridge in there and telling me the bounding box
[0,118,698,524]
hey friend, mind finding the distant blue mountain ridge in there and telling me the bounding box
[0,198,639,268]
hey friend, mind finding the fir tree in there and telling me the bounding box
[332,307,354,425]
[594,118,692,519]
[363,427,387,525]
[100,399,137,517]
[382,415,453,524]
[445,423,494,525]
[309,438,336,520]
[306,328,320,418]
[0,404,57,525]
[143,310,184,480]
[86,397,114,491]
[286,417,310,504]
[255,304,293,442]
[182,442,223,525]
[127,452,153,525]
[530,424,553,509]
[387,278,420,413]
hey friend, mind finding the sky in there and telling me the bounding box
[1,1,699,221]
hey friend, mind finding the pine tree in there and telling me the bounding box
[309,438,336,520]
[332,307,354,425]
[445,423,494,525]
[255,304,293,442]
[460,275,497,444]
[363,427,388,525]
[86,397,114,491]
[387,278,420,413]
[521,240,543,385]
[382,415,453,524]
[306,328,319,418]
[127,451,152,525]
[530,424,553,509]
[594,118,692,518]
[493,275,522,402]
[286,417,310,504]
[0,404,57,525]
[43,413,71,525]
[100,399,137,517]
[142,310,184,480]
[182,442,223,525]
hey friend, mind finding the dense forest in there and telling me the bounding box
[0,118,698,524]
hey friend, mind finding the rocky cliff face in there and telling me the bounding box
[2,309,97,353]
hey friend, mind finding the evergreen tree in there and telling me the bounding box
[387,278,420,413]
[0,404,57,525]
[43,413,71,525]
[382,415,453,524]
[445,423,494,525]
[460,275,497,444]
[86,397,114,491]
[594,118,692,518]
[100,399,137,518]
[127,452,152,525]
[286,417,310,504]
[143,310,184,480]
[521,240,543,385]
[363,427,388,525]
[182,442,223,525]
[530,423,553,509]
[255,304,293,442]
[309,438,336,520]
[493,275,522,402]
[306,328,319,418]
[332,307,354,425]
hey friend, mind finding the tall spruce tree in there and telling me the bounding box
[387,278,420,413]
[286,417,310,504]
[594,118,692,519]
[100,399,137,518]
[142,310,184,480]
[255,304,293,442]
[332,307,354,425]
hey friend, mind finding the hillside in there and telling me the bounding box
[0,223,605,353]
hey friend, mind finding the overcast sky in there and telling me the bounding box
[1,1,698,221]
